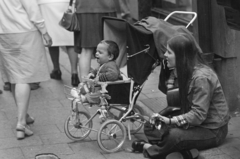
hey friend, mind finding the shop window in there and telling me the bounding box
[216,0,240,31]
[152,0,193,22]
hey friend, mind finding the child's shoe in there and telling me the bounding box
[70,88,80,98]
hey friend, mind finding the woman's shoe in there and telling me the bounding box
[132,139,147,153]
[30,83,40,90]
[166,149,199,159]
[71,74,80,87]
[26,114,35,125]
[50,70,62,80]
[3,82,11,91]
[16,124,33,140]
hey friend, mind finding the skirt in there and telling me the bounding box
[74,12,116,53]
[38,2,74,46]
[0,31,50,84]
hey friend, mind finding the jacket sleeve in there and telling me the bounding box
[20,0,47,34]
[182,77,212,126]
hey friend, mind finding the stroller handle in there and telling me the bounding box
[164,11,197,28]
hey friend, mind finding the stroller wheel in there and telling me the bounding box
[64,111,92,141]
[123,104,144,134]
[97,119,126,153]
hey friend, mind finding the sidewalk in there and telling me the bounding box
[0,49,240,159]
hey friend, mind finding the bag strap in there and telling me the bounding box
[69,0,74,7]
[67,0,74,11]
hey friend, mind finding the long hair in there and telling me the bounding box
[167,34,207,113]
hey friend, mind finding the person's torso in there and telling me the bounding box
[188,65,230,129]
[97,61,121,81]
[37,0,69,4]
[0,0,39,34]
[75,0,116,13]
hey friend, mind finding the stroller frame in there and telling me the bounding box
[63,11,197,153]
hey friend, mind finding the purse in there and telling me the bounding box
[59,0,80,32]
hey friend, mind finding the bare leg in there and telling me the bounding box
[66,46,79,86]
[13,83,31,126]
[66,46,78,74]
[49,47,62,80]
[13,83,33,139]
[49,47,60,71]
[79,48,94,80]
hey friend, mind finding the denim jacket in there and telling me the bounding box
[182,65,230,129]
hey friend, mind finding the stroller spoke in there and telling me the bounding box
[64,111,92,141]
[98,120,126,153]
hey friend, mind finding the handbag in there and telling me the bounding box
[59,0,80,32]
[144,120,170,144]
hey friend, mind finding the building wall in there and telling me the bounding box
[129,0,152,20]
[211,0,240,111]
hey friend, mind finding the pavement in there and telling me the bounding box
[0,48,240,159]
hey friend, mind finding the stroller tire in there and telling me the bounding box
[64,111,92,141]
[97,119,126,153]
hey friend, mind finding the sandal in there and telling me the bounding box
[3,82,11,91]
[16,124,33,140]
[166,149,199,159]
[131,139,147,153]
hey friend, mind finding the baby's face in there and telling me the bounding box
[95,43,111,65]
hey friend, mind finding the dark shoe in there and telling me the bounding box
[71,74,80,87]
[132,139,147,153]
[26,114,35,125]
[30,83,40,90]
[50,70,62,80]
[3,82,11,91]
[166,149,199,159]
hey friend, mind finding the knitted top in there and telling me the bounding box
[75,0,116,13]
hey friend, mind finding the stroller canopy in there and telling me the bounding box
[102,16,195,85]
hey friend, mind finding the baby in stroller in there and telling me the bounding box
[70,40,122,120]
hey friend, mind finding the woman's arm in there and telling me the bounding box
[154,76,213,128]
[182,76,213,126]
[20,0,47,34]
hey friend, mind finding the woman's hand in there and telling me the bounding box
[87,73,95,79]
[150,113,171,125]
[43,32,52,47]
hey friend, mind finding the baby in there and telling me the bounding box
[71,40,122,120]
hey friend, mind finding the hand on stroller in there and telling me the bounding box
[150,113,170,125]
[87,73,95,79]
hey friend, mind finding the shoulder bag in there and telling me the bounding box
[59,0,80,32]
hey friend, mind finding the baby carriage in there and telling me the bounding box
[63,11,197,153]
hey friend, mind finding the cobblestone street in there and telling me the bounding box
[0,49,240,159]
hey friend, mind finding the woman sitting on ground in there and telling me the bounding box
[132,33,230,159]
